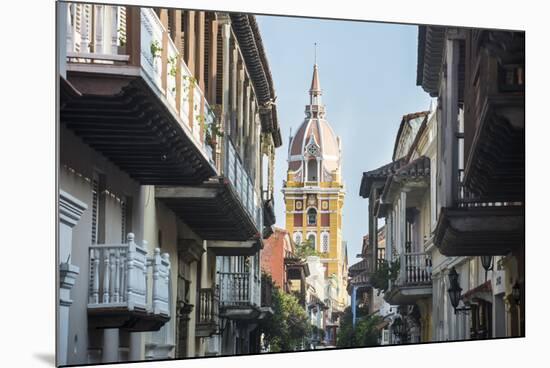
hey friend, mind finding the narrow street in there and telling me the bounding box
[56,2,524,365]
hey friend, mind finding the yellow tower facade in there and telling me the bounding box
[282,64,348,312]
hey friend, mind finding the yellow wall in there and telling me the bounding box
[283,173,347,309]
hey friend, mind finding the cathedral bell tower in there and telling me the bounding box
[282,63,347,312]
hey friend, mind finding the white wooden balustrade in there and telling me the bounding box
[65,6,215,162]
[218,272,261,307]
[66,3,128,62]
[397,252,432,286]
[225,139,263,231]
[88,233,171,318]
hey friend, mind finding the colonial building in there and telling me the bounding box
[358,23,524,344]
[282,63,348,323]
[417,26,524,340]
[57,3,281,365]
[359,110,434,343]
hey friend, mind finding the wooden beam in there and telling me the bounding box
[155,186,219,199]
[125,6,141,67]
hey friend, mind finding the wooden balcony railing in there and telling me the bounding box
[218,271,260,308]
[65,5,215,163]
[88,233,171,317]
[261,277,273,308]
[396,252,432,286]
[225,138,263,231]
[197,287,219,326]
[457,169,523,208]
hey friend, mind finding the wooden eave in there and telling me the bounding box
[87,305,169,332]
[384,284,432,305]
[155,180,262,243]
[434,205,524,256]
[60,74,216,185]
[463,94,525,201]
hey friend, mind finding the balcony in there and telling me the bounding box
[434,170,524,256]
[196,287,219,337]
[156,138,264,253]
[61,5,217,185]
[463,30,524,201]
[218,271,261,320]
[384,252,432,305]
[87,233,171,332]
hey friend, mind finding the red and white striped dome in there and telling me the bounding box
[288,64,341,179]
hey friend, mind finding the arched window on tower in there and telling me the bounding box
[307,159,318,182]
[307,208,317,226]
[307,233,316,250]
[293,232,302,245]
[321,232,330,253]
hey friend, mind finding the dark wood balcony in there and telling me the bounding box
[61,7,219,186]
[218,271,261,320]
[196,287,219,337]
[463,30,525,202]
[155,140,264,253]
[384,252,432,305]
[434,168,524,256]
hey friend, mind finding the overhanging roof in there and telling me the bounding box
[230,14,282,147]
[417,26,446,96]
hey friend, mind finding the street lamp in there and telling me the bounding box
[447,267,471,314]
[480,256,493,281]
[512,281,521,305]
[392,317,405,343]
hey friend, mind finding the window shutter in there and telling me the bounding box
[91,177,99,245]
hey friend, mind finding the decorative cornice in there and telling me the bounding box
[178,238,205,264]
[59,190,88,228]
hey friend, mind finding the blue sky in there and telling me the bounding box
[256,15,431,263]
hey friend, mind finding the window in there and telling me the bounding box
[293,232,302,245]
[321,232,330,253]
[307,234,316,249]
[307,159,318,182]
[307,208,317,226]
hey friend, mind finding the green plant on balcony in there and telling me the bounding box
[370,259,400,294]
[208,123,223,147]
[294,239,320,260]
[168,56,178,77]
[150,40,162,60]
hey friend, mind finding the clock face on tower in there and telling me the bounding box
[306,143,320,157]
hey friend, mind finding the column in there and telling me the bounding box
[94,5,105,53]
[208,19,219,103]
[58,190,87,366]
[221,21,231,133]
[59,2,69,78]
[128,333,141,361]
[196,12,205,91]
[443,31,462,206]
[184,11,196,76]
[103,328,120,362]
[231,47,239,140]
[171,10,183,54]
